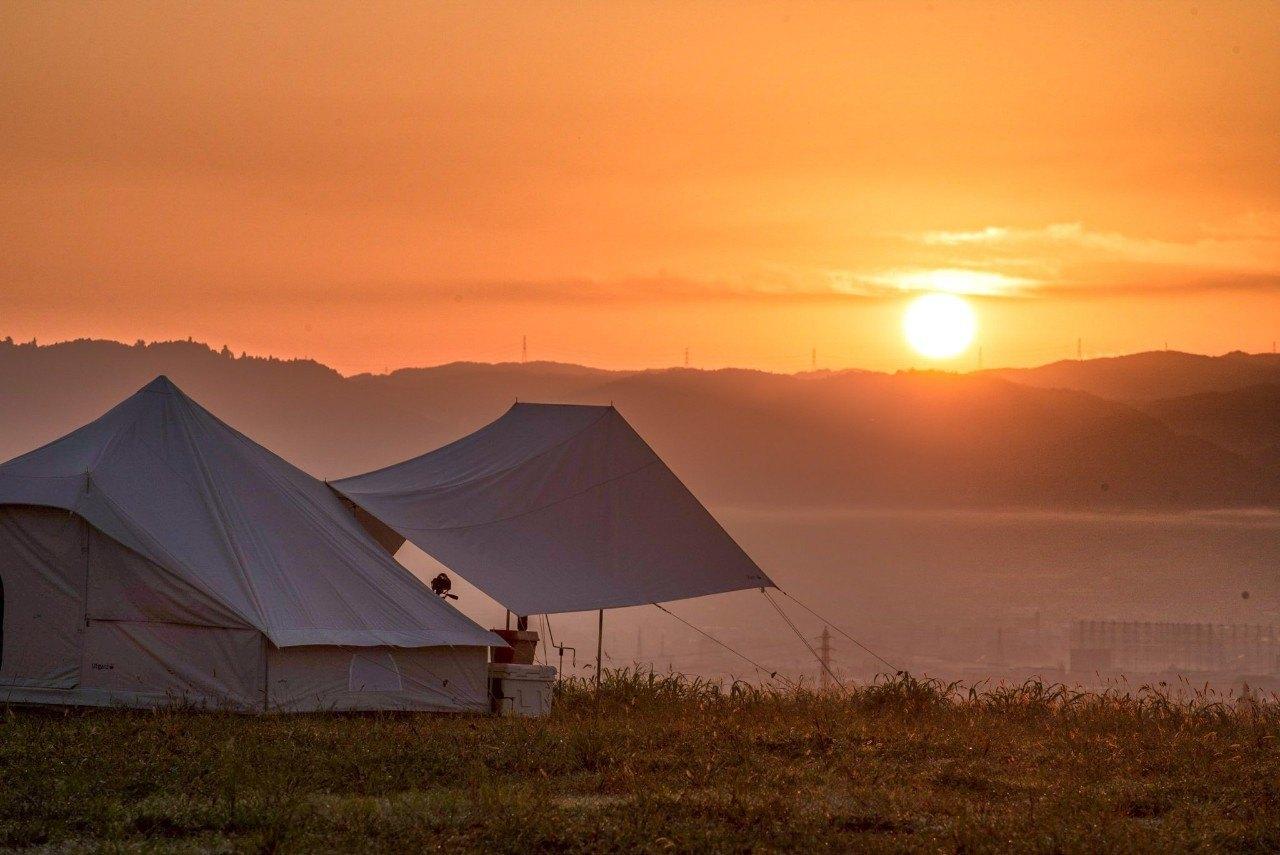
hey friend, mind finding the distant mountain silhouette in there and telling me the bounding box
[2,337,1277,510]
[989,350,1280,402]
[552,368,1278,509]
[1144,384,1280,471]
[0,337,448,479]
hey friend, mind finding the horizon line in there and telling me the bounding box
[2,334,1278,381]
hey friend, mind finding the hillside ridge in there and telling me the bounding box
[2,337,1277,510]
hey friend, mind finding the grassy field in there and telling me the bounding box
[2,672,1278,853]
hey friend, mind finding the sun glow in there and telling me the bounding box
[903,293,976,359]
[882,268,1034,297]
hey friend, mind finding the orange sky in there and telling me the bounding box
[2,1,1278,374]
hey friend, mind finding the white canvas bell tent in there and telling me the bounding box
[333,403,774,616]
[0,376,500,712]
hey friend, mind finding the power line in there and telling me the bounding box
[651,602,794,687]
[774,587,901,673]
[762,589,845,690]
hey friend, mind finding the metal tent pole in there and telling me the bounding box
[596,609,604,688]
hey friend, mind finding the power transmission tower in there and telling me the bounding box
[818,626,833,691]
[521,335,527,363]
[1077,338,1082,360]
[684,347,689,367]
[811,347,816,370]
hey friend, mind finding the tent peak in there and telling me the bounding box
[509,401,614,411]
[140,374,183,395]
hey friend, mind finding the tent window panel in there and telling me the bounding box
[348,650,403,693]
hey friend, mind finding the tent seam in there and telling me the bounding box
[171,396,275,633]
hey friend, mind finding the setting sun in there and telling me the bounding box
[903,293,976,359]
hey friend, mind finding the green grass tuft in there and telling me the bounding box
[2,671,1278,852]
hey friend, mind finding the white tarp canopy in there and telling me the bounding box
[0,376,500,650]
[334,403,773,615]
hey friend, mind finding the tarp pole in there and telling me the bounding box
[596,609,604,688]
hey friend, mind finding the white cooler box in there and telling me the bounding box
[488,663,556,717]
